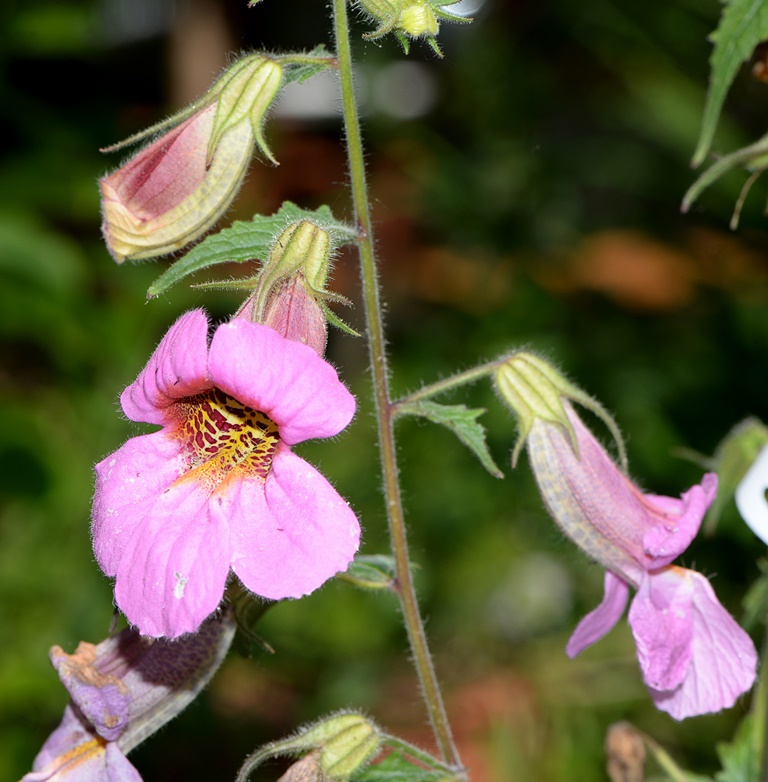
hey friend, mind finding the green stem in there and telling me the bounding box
[331,0,463,773]
[278,53,339,69]
[393,361,502,410]
[383,735,461,776]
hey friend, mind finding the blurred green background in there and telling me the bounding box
[3,0,768,780]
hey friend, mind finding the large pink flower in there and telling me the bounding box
[92,310,360,638]
[527,402,757,720]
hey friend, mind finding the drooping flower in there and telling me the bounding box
[22,611,235,782]
[92,310,359,639]
[100,54,282,263]
[495,353,757,719]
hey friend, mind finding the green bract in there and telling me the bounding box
[356,0,470,56]
[494,352,627,470]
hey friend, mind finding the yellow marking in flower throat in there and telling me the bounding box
[173,388,279,490]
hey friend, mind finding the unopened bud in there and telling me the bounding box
[262,220,332,294]
[237,713,380,782]
[357,0,468,53]
[399,4,438,36]
[239,220,334,354]
[100,53,282,262]
[262,275,328,355]
[308,713,380,779]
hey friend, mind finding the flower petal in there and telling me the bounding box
[225,448,360,598]
[23,706,94,778]
[629,569,694,693]
[633,568,757,720]
[103,107,215,218]
[22,708,142,782]
[642,473,718,567]
[50,644,130,742]
[208,320,355,445]
[92,432,188,576]
[113,480,231,638]
[121,310,212,425]
[566,571,630,658]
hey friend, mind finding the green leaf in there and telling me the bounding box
[715,712,760,782]
[692,0,768,167]
[337,554,407,591]
[353,751,447,782]
[146,202,356,298]
[397,401,503,478]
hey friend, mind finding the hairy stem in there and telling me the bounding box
[393,360,502,410]
[331,0,463,772]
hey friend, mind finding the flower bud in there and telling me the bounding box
[237,713,380,782]
[399,4,438,36]
[261,276,328,356]
[308,713,380,779]
[237,220,336,355]
[100,54,282,263]
[357,0,466,52]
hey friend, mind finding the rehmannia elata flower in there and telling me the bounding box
[100,53,282,263]
[22,611,235,782]
[495,353,757,719]
[92,310,360,638]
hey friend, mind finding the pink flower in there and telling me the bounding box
[92,310,360,639]
[528,402,757,720]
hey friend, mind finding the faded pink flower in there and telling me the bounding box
[528,401,757,719]
[22,611,234,782]
[92,310,359,639]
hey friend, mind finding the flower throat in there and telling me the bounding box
[175,387,280,486]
